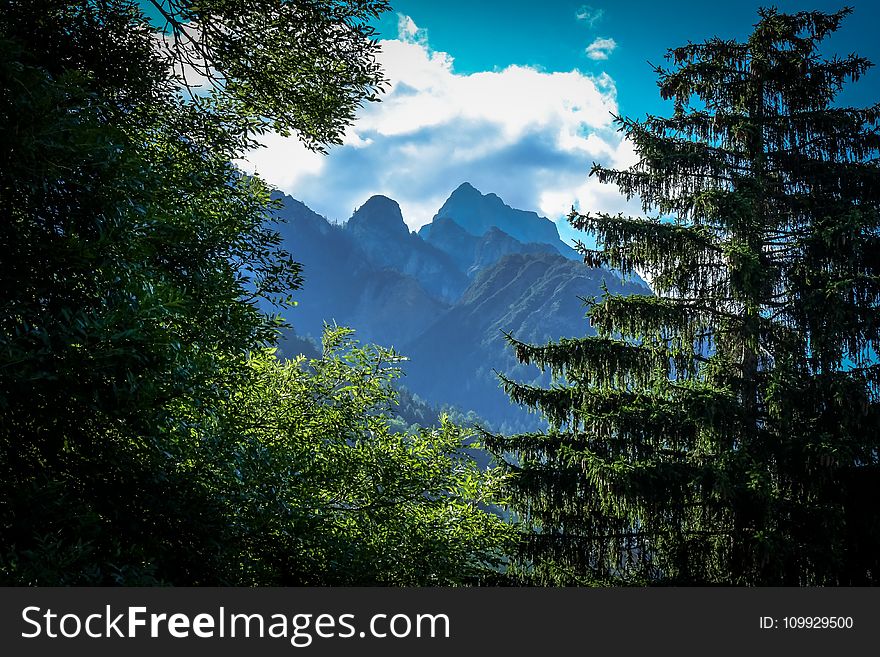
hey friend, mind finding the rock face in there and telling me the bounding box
[347,195,409,238]
[347,195,467,303]
[417,216,476,274]
[267,184,650,430]
[268,192,448,348]
[420,182,580,261]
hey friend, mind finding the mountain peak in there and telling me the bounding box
[446,182,505,210]
[432,183,566,253]
[348,195,409,237]
[361,194,401,211]
[450,181,480,196]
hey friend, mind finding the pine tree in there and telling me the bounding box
[487,7,880,585]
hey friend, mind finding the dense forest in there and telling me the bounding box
[2,1,879,586]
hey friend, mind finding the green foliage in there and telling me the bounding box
[0,9,297,581]
[489,8,880,585]
[203,327,512,585]
[0,0,509,585]
[145,0,389,151]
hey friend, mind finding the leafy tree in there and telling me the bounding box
[0,13,268,583]
[1,0,508,586]
[488,7,880,585]
[0,0,386,583]
[144,0,389,151]
[205,327,512,585]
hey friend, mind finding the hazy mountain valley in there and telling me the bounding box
[269,182,650,431]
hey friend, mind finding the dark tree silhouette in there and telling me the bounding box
[490,7,880,585]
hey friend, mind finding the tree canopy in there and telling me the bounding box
[144,0,389,151]
[0,0,509,585]
[489,7,880,585]
[208,328,511,585]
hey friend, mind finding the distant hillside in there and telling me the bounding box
[267,184,649,430]
[401,252,648,430]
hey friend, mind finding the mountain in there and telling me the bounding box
[401,252,649,430]
[419,182,580,261]
[347,195,467,303]
[421,216,559,278]
[269,184,650,430]
[269,192,448,347]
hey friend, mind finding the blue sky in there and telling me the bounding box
[239,1,880,244]
[373,1,880,119]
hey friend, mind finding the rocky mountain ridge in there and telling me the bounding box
[267,183,650,430]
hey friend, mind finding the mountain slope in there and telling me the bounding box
[422,216,560,279]
[268,186,649,430]
[400,252,650,430]
[269,192,448,347]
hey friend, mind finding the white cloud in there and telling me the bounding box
[575,5,604,27]
[397,13,428,45]
[153,22,215,94]
[237,15,633,238]
[585,37,617,60]
[243,132,325,190]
